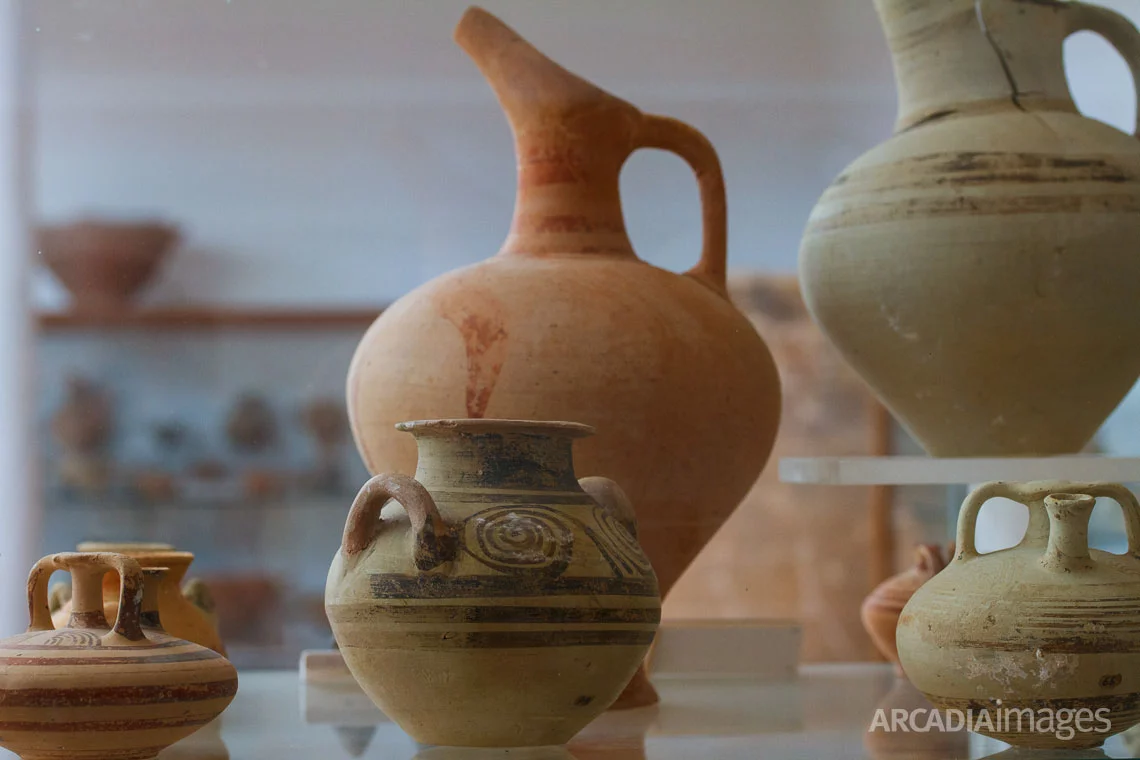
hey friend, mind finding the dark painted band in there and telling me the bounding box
[369,573,659,599]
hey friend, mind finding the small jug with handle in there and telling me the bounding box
[898,481,1140,749]
[801,0,1140,456]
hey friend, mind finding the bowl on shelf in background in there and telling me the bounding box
[37,218,179,312]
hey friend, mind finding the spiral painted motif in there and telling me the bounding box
[462,506,574,576]
[589,506,653,578]
[42,630,102,647]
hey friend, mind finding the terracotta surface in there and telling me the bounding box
[0,552,237,760]
[196,575,283,646]
[664,276,886,663]
[861,543,948,674]
[325,419,660,747]
[51,542,226,655]
[898,481,1140,749]
[345,8,780,617]
[37,219,178,313]
[799,0,1140,456]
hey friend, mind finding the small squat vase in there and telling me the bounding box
[898,481,1140,749]
[861,543,948,675]
[326,419,661,747]
[0,552,238,760]
[52,542,225,655]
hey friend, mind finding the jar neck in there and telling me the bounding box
[1042,494,1096,572]
[875,0,1076,131]
[502,165,637,259]
[412,429,581,493]
[456,6,642,260]
[69,567,110,629]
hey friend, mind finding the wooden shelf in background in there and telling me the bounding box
[36,306,386,331]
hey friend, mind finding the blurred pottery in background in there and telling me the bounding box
[799,0,1140,455]
[898,481,1140,748]
[133,469,179,502]
[199,574,283,646]
[51,542,226,655]
[326,418,660,747]
[300,398,348,494]
[242,469,286,501]
[0,553,237,760]
[346,8,780,706]
[225,393,278,453]
[38,219,178,312]
[51,375,113,493]
[861,543,948,675]
[180,577,221,633]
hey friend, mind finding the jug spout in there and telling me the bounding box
[455,7,641,258]
[874,0,1075,131]
[455,7,635,123]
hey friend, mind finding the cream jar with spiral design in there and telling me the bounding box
[325,419,660,748]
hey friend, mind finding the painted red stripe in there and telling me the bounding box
[0,716,211,732]
[0,650,222,666]
[0,680,237,707]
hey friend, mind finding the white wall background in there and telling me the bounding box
[27,0,1139,307]
[0,0,37,636]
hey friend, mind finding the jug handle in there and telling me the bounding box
[1081,482,1140,558]
[342,473,456,570]
[26,552,146,643]
[956,481,1140,560]
[579,476,639,538]
[636,115,728,295]
[1063,2,1140,137]
[956,481,1019,559]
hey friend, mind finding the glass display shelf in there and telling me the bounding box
[36,307,384,331]
[2,666,1130,759]
[44,495,355,512]
[779,455,1140,486]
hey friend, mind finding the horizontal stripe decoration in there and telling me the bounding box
[0,681,238,707]
[370,573,659,599]
[343,629,657,650]
[330,603,660,626]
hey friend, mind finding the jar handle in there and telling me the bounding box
[26,552,145,643]
[956,481,1140,560]
[635,115,728,294]
[342,474,455,570]
[956,482,1022,559]
[1079,482,1140,557]
[1063,2,1140,137]
[579,476,639,537]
